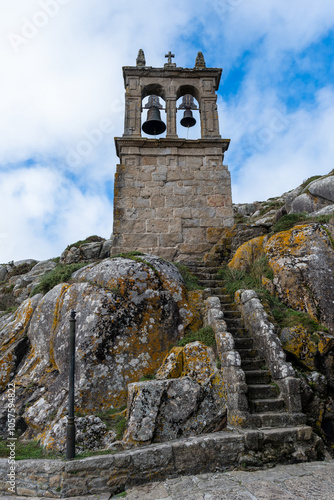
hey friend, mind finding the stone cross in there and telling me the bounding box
[165,51,175,65]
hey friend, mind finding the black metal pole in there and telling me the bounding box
[66,310,76,460]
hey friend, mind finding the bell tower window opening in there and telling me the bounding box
[176,94,200,140]
[141,94,167,138]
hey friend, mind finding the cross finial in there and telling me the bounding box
[164,51,175,66]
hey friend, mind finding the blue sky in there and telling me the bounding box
[1,0,334,262]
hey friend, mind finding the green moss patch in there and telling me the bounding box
[31,263,87,296]
[219,257,327,336]
[173,263,204,291]
[178,325,216,349]
[65,235,104,251]
[0,438,62,460]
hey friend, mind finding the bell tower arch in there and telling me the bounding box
[112,51,233,261]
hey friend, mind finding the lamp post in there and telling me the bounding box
[66,310,76,460]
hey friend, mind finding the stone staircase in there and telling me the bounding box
[187,262,306,429]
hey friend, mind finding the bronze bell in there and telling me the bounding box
[142,95,166,136]
[179,94,197,128]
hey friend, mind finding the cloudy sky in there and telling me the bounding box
[1,0,334,262]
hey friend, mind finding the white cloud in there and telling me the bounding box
[230,86,334,202]
[0,166,113,262]
[1,0,334,260]
[209,0,334,64]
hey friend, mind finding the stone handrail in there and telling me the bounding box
[204,297,250,427]
[235,290,302,413]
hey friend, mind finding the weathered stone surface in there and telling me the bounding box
[308,175,334,202]
[235,290,295,380]
[2,259,56,305]
[0,255,200,449]
[0,431,325,498]
[284,174,334,215]
[290,192,324,214]
[79,242,103,260]
[29,260,57,276]
[264,223,334,330]
[237,203,256,216]
[0,295,41,391]
[100,239,113,259]
[59,238,107,264]
[0,266,7,281]
[235,290,303,414]
[42,415,116,453]
[309,205,334,217]
[112,140,233,261]
[60,245,81,264]
[124,375,226,446]
[228,235,268,271]
[124,342,227,446]
[284,185,303,212]
[204,296,224,324]
[281,326,318,370]
[156,347,184,380]
[204,224,269,265]
[204,297,249,427]
[253,209,277,226]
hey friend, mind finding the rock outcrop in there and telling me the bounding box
[232,172,334,229]
[289,175,334,215]
[265,223,334,330]
[59,237,113,264]
[123,341,227,447]
[0,255,201,451]
[2,172,334,458]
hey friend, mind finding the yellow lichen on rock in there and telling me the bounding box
[264,223,334,330]
[317,332,334,356]
[156,341,219,387]
[182,342,216,385]
[228,235,267,271]
[156,347,184,380]
[186,290,205,333]
[0,297,39,391]
[280,325,318,370]
[262,276,275,295]
[280,325,334,372]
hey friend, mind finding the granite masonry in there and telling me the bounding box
[112,51,234,261]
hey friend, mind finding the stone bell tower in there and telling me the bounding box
[112,50,233,261]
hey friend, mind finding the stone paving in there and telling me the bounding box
[1,460,334,500]
[118,460,334,499]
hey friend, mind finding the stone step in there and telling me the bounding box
[223,310,241,320]
[245,370,272,384]
[197,279,226,287]
[208,287,228,294]
[215,294,233,304]
[249,413,307,428]
[194,273,219,280]
[233,337,254,349]
[247,384,279,400]
[228,328,248,339]
[249,398,286,413]
[223,318,244,328]
[241,358,266,370]
[236,348,259,360]
[187,266,220,273]
[221,303,238,311]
